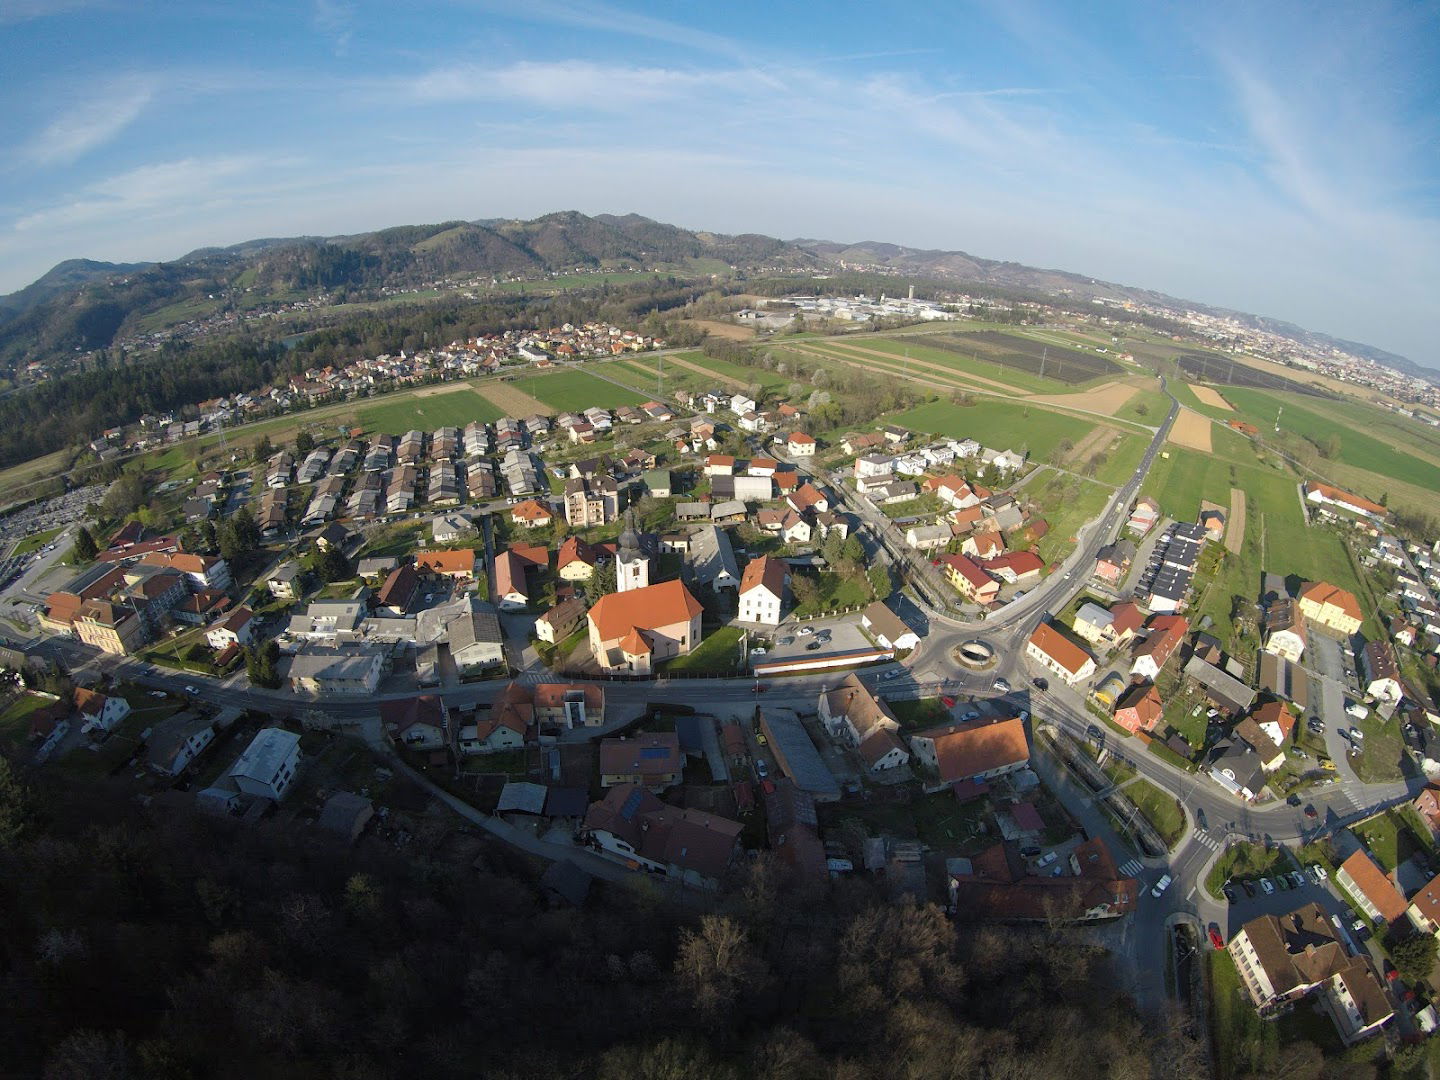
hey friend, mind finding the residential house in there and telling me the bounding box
[582,784,742,891]
[1113,683,1163,735]
[587,579,703,675]
[382,695,448,750]
[1127,496,1161,535]
[564,476,620,528]
[558,536,602,581]
[642,469,672,498]
[1094,539,1136,584]
[905,523,951,552]
[146,714,215,776]
[787,432,816,457]
[377,563,421,614]
[284,646,384,695]
[1336,851,1408,924]
[738,555,787,626]
[962,531,1004,560]
[1263,598,1308,662]
[1251,700,1296,747]
[535,596,586,644]
[1184,655,1257,715]
[598,733,683,790]
[1072,602,1116,647]
[73,600,146,655]
[908,717,1030,786]
[1406,874,1440,936]
[947,836,1138,922]
[704,454,735,477]
[205,606,255,650]
[1361,639,1403,704]
[1303,481,1389,522]
[1414,784,1440,841]
[861,601,920,651]
[1207,738,1268,800]
[73,687,130,734]
[533,683,605,728]
[456,698,528,755]
[1233,717,1286,772]
[268,563,304,601]
[228,727,302,802]
[1026,622,1097,685]
[1228,903,1392,1046]
[511,499,554,529]
[1298,581,1364,637]
[979,550,1044,586]
[941,554,1000,605]
[686,524,740,591]
[1131,615,1189,680]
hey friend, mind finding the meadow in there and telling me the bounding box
[931,330,1123,385]
[799,336,1059,394]
[893,399,1101,462]
[511,369,649,412]
[357,389,505,433]
[1220,386,1440,491]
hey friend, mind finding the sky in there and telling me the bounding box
[1,1,1437,367]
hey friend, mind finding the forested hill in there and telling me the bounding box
[0,212,814,374]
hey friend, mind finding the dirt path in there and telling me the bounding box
[1227,488,1246,554]
[792,339,1021,393]
[1189,384,1233,411]
[414,382,475,398]
[477,381,551,417]
[1167,408,1213,452]
[1064,424,1120,468]
[662,352,751,390]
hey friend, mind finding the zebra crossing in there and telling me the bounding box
[1118,858,1145,877]
[1191,830,1223,852]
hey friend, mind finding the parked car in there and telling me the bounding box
[778,636,793,646]
[1287,793,1302,806]
[1021,846,1042,858]
[754,759,769,780]
[1208,924,1225,949]
[1276,874,1290,890]
[1290,871,1305,889]
[1222,882,1238,904]
[1350,727,1365,742]
[1032,677,1049,691]
[1304,804,1318,819]
[1242,880,1257,898]
[883,669,903,680]
[806,641,822,651]
[751,648,766,657]
[1311,864,1329,882]
[184,685,199,695]
[797,626,814,637]
[1037,851,1058,868]
[993,677,1010,692]
[1260,878,1275,895]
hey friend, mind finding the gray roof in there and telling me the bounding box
[284,648,381,681]
[687,523,740,587]
[317,791,373,837]
[1184,656,1257,713]
[145,713,214,772]
[710,499,746,519]
[496,782,548,815]
[230,727,300,786]
[757,708,841,801]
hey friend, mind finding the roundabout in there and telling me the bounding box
[953,639,998,669]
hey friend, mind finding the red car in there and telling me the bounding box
[1207,923,1225,949]
[941,696,956,708]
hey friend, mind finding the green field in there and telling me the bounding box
[1220,387,1440,490]
[512,370,649,412]
[357,388,504,433]
[1024,470,1114,564]
[669,350,790,393]
[11,525,63,557]
[798,336,1064,394]
[893,399,1099,460]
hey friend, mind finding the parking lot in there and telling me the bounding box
[748,614,874,667]
[0,485,104,546]
[1217,863,1365,942]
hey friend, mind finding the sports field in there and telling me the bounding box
[1221,387,1440,490]
[358,389,504,433]
[893,399,1099,461]
[511,370,649,412]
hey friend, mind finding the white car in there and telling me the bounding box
[797,626,814,637]
[184,685,200,695]
[1150,874,1173,898]
[1260,878,1275,895]
[1310,864,1329,882]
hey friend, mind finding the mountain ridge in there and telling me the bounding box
[0,211,1426,379]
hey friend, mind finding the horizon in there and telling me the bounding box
[1,1,1436,368]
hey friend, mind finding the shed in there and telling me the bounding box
[496,782,549,816]
[541,859,593,907]
[317,791,374,843]
[543,786,590,820]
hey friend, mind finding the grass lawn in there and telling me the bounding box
[792,571,874,617]
[889,697,952,730]
[57,714,149,780]
[1025,470,1114,564]
[669,350,789,393]
[1124,777,1186,847]
[1222,387,1440,491]
[1207,950,1343,1079]
[1206,841,1296,898]
[824,790,991,854]
[512,370,649,412]
[0,692,56,750]
[1113,386,1170,426]
[358,388,504,432]
[1352,809,1428,872]
[662,625,744,676]
[10,525,63,557]
[1090,430,1149,487]
[879,494,942,519]
[1351,711,1408,784]
[893,398,1100,461]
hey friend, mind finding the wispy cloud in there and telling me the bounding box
[312,0,353,55]
[14,155,271,232]
[22,77,154,165]
[465,0,749,60]
[407,60,769,109]
[0,0,103,25]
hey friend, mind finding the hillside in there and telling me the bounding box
[0,211,1426,380]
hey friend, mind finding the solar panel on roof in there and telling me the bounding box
[620,789,645,821]
[640,746,670,759]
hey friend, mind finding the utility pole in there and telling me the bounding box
[1040,347,1048,381]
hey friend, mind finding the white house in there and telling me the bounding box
[787,432,816,457]
[738,555,787,626]
[861,602,920,651]
[73,688,130,734]
[206,606,256,650]
[147,715,215,776]
[228,727,302,802]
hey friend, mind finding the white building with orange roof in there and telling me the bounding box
[1297,580,1364,637]
[787,431,816,457]
[587,579,704,675]
[738,555,787,626]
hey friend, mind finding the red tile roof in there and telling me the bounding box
[588,579,702,642]
[1028,622,1094,676]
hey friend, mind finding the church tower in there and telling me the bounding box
[615,510,651,593]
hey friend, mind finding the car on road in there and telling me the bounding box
[184,685,199,695]
[797,626,814,637]
[993,677,1010,692]
[1195,808,1207,830]
[1304,804,1318,819]
[754,759,769,780]
[1318,760,1337,772]
[1260,878,1275,895]
[1032,677,1048,691]
[1207,924,1225,949]
[1150,874,1172,898]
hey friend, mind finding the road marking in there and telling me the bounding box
[1186,886,1196,901]
[1119,859,1144,876]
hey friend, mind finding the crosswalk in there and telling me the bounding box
[1118,858,1145,877]
[1191,830,1223,852]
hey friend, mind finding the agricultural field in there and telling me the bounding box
[510,370,649,412]
[934,330,1123,385]
[893,398,1100,462]
[665,350,790,393]
[357,388,504,433]
[1175,353,1327,397]
[799,336,1058,394]
[1220,386,1440,491]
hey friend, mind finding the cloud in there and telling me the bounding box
[14,156,270,232]
[465,0,749,61]
[312,0,353,55]
[407,60,752,109]
[22,77,154,165]
[0,0,103,24]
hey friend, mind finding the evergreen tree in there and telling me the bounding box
[72,525,99,562]
[295,432,315,455]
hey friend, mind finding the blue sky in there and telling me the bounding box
[1,0,1437,367]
